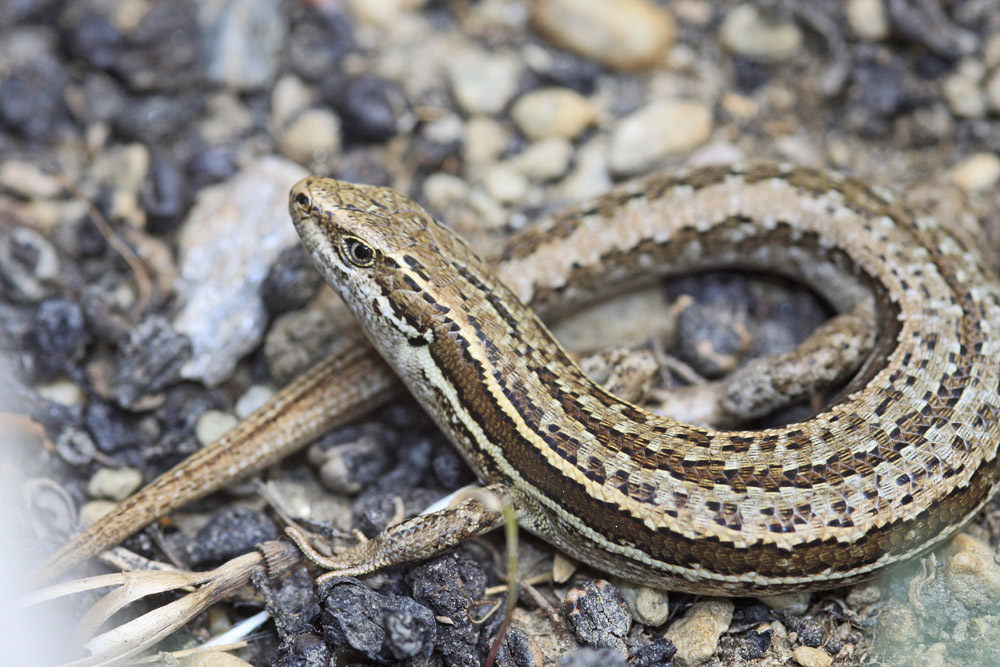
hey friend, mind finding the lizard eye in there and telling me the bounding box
[342,236,376,268]
[294,192,311,208]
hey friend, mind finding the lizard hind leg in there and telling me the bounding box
[286,484,510,585]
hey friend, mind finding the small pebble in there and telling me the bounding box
[612,579,670,627]
[510,138,574,181]
[557,135,611,202]
[79,500,118,527]
[195,410,239,446]
[987,69,1000,113]
[270,74,313,129]
[279,108,341,163]
[36,378,85,406]
[552,552,577,584]
[422,172,470,211]
[463,115,509,165]
[344,0,412,29]
[448,49,520,115]
[0,160,63,199]
[483,162,529,203]
[846,0,889,41]
[792,645,832,667]
[609,100,713,176]
[720,4,803,63]
[142,152,187,233]
[511,87,598,141]
[793,617,826,648]
[264,306,344,384]
[311,425,394,495]
[943,60,987,118]
[844,580,881,609]
[562,579,631,655]
[951,153,1000,193]
[759,592,811,616]
[531,0,676,71]
[87,467,143,502]
[664,599,734,667]
[498,626,544,667]
[235,385,276,419]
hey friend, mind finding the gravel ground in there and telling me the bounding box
[3,1,1000,666]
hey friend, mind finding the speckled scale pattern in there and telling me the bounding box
[291,164,1000,595]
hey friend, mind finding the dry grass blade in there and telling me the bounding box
[24,541,301,667]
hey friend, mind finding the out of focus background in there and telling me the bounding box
[3,1,1000,665]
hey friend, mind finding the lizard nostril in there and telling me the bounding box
[294,191,311,208]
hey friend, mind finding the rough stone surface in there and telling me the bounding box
[173,157,307,386]
[664,599,734,667]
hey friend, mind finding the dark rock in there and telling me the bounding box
[325,74,401,143]
[0,67,69,141]
[628,638,676,666]
[739,629,772,659]
[187,506,278,567]
[84,400,153,461]
[320,577,436,662]
[271,632,330,667]
[258,566,321,638]
[533,52,602,95]
[142,152,188,233]
[312,423,396,495]
[187,145,238,189]
[113,93,206,142]
[262,245,323,316]
[793,617,826,648]
[28,297,90,380]
[490,625,544,667]
[739,603,772,625]
[562,579,631,653]
[432,446,474,489]
[288,7,354,82]
[77,73,128,126]
[409,552,488,667]
[111,316,192,409]
[352,437,437,536]
[731,56,772,92]
[65,10,126,71]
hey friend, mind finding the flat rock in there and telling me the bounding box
[173,157,307,386]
